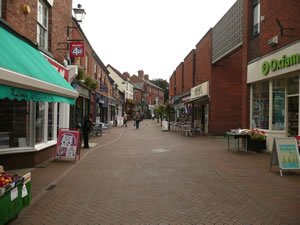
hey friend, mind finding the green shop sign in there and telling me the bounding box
[261,53,300,75]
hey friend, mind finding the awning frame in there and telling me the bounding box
[0,67,78,99]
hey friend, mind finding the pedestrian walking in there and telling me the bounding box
[123,112,128,127]
[134,111,142,129]
[82,113,93,148]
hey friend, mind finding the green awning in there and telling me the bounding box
[0,24,78,104]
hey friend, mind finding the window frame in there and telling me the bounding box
[37,0,49,49]
[252,0,260,37]
[0,0,2,18]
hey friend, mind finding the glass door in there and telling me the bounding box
[287,96,299,136]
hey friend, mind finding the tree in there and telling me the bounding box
[151,78,169,103]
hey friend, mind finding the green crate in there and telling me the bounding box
[0,181,31,225]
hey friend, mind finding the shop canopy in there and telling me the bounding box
[0,24,78,104]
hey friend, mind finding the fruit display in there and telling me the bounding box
[0,172,13,187]
[0,171,22,196]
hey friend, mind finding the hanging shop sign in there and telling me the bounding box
[100,84,108,93]
[70,42,84,58]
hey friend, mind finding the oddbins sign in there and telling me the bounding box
[70,42,84,58]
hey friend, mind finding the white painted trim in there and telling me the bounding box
[0,67,78,99]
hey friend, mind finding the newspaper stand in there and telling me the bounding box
[54,128,81,163]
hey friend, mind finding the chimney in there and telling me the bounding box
[144,74,149,80]
[123,72,130,79]
[138,70,144,79]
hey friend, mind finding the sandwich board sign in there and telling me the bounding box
[270,137,300,176]
[55,128,80,162]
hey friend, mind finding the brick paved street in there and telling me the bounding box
[9,120,300,225]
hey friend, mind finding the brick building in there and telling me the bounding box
[0,0,78,169]
[171,0,243,135]
[244,0,300,150]
[170,0,300,150]
[130,70,164,117]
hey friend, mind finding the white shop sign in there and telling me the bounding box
[190,81,209,100]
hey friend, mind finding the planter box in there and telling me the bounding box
[247,138,266,153]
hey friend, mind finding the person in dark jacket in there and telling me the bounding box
[134,111,142,129]
[82,114,93,148]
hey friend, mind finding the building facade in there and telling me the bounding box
[0,0,78,169]
[244,0,300,150]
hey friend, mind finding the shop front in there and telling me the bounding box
[185,81,209,134]
[99,95,108,123]
[108,96,117,124]
[247,41,300,151]
[70,84,90,129]
[0,23,78,169]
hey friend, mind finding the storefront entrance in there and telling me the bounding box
[287,96,299,137]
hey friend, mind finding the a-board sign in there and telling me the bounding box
[270,137,300,176]
[55,129,80,161]
[161,120,168,131]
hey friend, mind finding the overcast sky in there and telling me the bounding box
[72,0,237,81]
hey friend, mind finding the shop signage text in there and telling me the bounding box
[191,81,208,99]
[70,42,84,58]
[262,53,300,75]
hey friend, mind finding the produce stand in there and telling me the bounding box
[0,168,31,225]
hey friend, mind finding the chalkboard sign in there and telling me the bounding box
[270,137,300,176]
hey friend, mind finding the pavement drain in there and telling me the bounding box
[152,148,171,153]
[46,184,57,191]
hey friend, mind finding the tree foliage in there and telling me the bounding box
[151,78,169,102]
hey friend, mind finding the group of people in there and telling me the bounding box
[82,111,143,148]
[122,111,143,129]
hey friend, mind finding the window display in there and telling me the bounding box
[288,96,299,136]
[272,79,285,130]
[287,76,299,95]
[35,102,45,144]
[252,81,269,129]
[0,99,29,148]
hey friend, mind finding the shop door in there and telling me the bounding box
[287,96,299,136]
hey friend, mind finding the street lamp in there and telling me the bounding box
[73,4,86,23]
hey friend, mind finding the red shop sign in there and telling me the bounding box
[70,41,84,58]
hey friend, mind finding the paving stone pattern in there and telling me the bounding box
[9,120,300,225]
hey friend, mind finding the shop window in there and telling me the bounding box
[252,81,269,129]
[252,0,260,37]
[35,102,46,144]
[272,79,285,130]
[0,99,29,148]
[287,76,299,95]
[37,0,49,49]
[48,103,57,141]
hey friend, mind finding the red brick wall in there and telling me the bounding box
[3,1,37,43]
[169,72,175,97]
[175,63,184,95]
[158,90,164,104]
[210,48,243,135]
[183,49,195,92]
[134,89,142,103]
[49,0,72,64]
[3,0,72,65]
[248,0,300,61]
[195,30,212,86]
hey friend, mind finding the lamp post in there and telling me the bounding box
[73,4,86,23]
